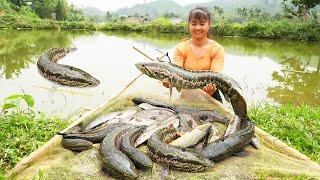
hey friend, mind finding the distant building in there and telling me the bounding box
[120,14,152,23]
[170,17,183,24]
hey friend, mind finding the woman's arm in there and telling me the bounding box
[210,46,225,72]
[173,46,185,67]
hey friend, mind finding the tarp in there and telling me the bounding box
[6,75,320,179]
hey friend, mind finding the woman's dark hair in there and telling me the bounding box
[188,6,211,24]
[188,6,211,37]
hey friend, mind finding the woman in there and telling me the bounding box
[163,6,225,102]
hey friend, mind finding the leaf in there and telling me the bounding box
[5,94,23,101]
[4,98,22,107]
[3,94,35,108]
[21,95,34,107]
[2,103,17,110]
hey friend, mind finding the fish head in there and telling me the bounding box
[78,75,100,87]
[135,62,174,81]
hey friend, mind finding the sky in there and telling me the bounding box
[67,0,212,12]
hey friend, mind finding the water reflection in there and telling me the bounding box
[0,30,93,79]
[0,30,319,118]
[268,56,320,106]
[214,36,320,106]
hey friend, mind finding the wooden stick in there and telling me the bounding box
[33,85,92,96]
[109,73,143,101]
[133,46,156,61]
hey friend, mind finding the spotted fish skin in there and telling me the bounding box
[59,123,127,143]
[201,119,255,162]
[147,127,214,172]
[120,126,153,169]
[61,138,93,152]
[99,124,138,179]
[135,62,247,121]
[37,48,100,87]
[132,97,229,124]
[135,61,255,161]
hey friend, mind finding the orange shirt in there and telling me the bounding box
[173,39,225,72]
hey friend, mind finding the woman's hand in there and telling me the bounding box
[162,79,170,88]
[203,83,217,96]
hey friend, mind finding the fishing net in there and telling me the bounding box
[6,76,320,179]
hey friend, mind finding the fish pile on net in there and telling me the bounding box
[59,97,257,179]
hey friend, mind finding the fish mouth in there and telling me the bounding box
[135,62,146,72]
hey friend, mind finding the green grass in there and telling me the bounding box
[0,101,69,174]
[249,104,320,163]
[101,20,320,41]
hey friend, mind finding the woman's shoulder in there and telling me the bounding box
[208,39,223,50]
[175,39,190,51]
[208,39,224,58]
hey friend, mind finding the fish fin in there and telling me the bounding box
[233,149,251,157]
[169,77,173,102]
[57,132,67,136]
[250,136,260,149]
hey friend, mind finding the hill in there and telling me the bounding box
[115,0,186,17]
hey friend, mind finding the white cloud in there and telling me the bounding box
[67,0,212,11]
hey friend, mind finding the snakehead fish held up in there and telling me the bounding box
[135,62,247,121]
[37,48,100,87]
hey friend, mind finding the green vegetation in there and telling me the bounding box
[249,104,320,163]
[0,0,96,30]
[0,94,69,174]
[101,19,320,41]
[1,0,320,41]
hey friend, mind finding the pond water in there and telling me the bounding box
[0,30,319,117]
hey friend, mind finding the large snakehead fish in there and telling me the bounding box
[135,62,255,162]
[135,62,247,120]
[37,48,100,87]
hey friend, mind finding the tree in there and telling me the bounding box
[283,0,320,21]
[105,11,112,21]
[34,0,56,19]
[55,0,68,21]
[213,6,224,19]
[237,7,248,22]
[10,0,25,6]
[66,5,87,21]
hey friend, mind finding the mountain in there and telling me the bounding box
[115,0,187,17]
[114,0,284,17]
[185,0,283,15]
[82,7,106,17]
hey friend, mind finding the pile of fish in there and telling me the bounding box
[58,61,258,179]
[59,97,257,179]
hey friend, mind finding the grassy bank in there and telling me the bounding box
[0,14,97,30]
[249,104,320,163]
[101,20,320,41]
[0,95,69,175]
[1,8,319,40]
[0,1,97,30]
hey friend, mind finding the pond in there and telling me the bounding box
[0,30,319,117]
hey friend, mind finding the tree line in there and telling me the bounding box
[6,0,86,21]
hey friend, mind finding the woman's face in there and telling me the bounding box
[189,18,210,40]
